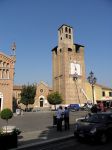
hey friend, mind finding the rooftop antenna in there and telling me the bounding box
[11,42,16,56]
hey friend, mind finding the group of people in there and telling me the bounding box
[54,106,70,131]
[91,102,106,113]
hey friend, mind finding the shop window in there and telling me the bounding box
[109,92,112,97]
[102,91,105,97]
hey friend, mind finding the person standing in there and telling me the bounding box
[99,102,104,112]
[56,106,64,131]
[64,107,70,131]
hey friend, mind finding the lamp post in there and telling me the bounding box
[73,72,80,105]
[87,71,97,104]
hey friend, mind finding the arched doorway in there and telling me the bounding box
[0,98,1,110]
[0,92,3,111]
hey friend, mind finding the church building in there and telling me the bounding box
[0,51,16,111]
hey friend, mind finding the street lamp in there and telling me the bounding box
[87,71,97,104]
[73,72,80,105]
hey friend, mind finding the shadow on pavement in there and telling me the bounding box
[18,123,74,147]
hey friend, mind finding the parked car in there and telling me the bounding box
[68,104,80,111]
[74,112,112,143]
[80,103,93,111]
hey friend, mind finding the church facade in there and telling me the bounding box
[0,52,16,111]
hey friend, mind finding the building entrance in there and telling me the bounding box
[0,92,3,111]
[40,98,44,107]
[0,98,1,110]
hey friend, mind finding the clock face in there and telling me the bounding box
[70,63,81,75]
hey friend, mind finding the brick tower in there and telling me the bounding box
[52,24,87,105]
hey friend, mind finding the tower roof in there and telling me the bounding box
[58,24,73,30]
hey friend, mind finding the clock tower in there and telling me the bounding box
[52,24,87,105]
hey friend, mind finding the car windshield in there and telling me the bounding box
[86,113,110,123]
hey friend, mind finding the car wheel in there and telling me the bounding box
[100,133,107,144]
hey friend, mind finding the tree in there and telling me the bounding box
[47,91,63,110]
[20,84,36,110]
[0,108,13,133]
[12,97,18,113]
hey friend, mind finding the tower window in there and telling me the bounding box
[60,37,62,40]
[66,34,68,38]
[65,27,68,32]
[68,48,72,51]
[76,45,80,53]
[62,28,63,33]
[60,49,62,53]
[69,28,71,33]
[69,35,71,39]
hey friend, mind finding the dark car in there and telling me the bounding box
[68,104,80,111]
[74,112,112,143]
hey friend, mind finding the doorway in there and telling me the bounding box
[0,98,1,111]
[40,98,44,107]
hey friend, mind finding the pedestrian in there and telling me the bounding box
[91,104,98,113]
[99,102,104,112]
[56,106,64,131]
[53,111,57,127]
[64,107,70,131]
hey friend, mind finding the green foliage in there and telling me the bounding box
[0,108,13,121]
[47,91,63,105]
[0,128,21,136]
[12,97,18,113]
[20,84,36,107]
[13,128,21,135]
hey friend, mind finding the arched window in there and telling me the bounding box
[0,61,2,67]
[3,62,6,67]
[6,69,9,79]
[65,27,68,32]
[69,35,71,39]
[62,28,63,33]
[66,34,68,38]
[69,28,71,33]
[7,63,10,68]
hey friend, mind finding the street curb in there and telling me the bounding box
[11,134,74,150]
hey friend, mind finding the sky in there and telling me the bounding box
[0,0,112,88]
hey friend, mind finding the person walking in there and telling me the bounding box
[64,107,70,131]
[56,106,64,131]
